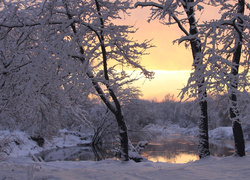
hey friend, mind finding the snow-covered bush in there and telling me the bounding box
[209,127,233,140]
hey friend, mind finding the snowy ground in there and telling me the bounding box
[1,127,250,180]
[1,155,250,180]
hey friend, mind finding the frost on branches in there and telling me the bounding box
[0,0,153,161]
[135,0,210,158]
[200,0,250,156]
[135,0,250,159]
[0,0,94,138]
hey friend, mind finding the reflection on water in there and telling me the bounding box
[140,135,236,163]
[148,153,199,163]
[141,136,200,163]
[38,144,115,162]
[209,140,235,157]
[36,135,236,164]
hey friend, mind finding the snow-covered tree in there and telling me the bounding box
[0,1,92,137]
[0,0,153,161]
[135,0,210,158]
[200,0,250,156]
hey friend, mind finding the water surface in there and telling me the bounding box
[37,135,236,163]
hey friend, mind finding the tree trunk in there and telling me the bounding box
[198,90,210,158]
[229,0,245,157]
[86,70,129,161]
[230,88,245,157]
[232,115,245,156]
[115,112,129,161]
[184,0,210,158]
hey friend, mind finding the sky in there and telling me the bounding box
[119,2,221,101]
[118,6,194,101]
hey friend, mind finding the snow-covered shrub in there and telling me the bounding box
[209,127,233,140]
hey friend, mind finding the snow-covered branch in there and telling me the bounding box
[135,1,189,36]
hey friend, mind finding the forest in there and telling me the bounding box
[0,0,250,170]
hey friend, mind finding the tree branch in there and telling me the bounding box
[135,2,189,36]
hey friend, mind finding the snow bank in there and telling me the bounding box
[142,124,199,137]
[0,130,92,158]
[0,130,44,158]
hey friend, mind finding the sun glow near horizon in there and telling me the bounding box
[133,70,191,101]
[116,4,223,102]
[116,8,195,102]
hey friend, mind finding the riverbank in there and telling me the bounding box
[1,127,250,179]
[1,126,250,160]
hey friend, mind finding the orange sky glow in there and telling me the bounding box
[117,3,221,101]
[119,7,193,101]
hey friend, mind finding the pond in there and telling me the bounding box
[36,134,238,163]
